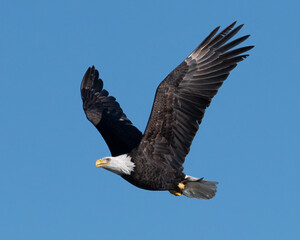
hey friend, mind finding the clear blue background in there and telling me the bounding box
[1,1,299,239]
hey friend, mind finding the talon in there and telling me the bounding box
[169,182,186,197]
[169,190,182,196]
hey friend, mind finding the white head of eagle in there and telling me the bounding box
[95,154,135,176]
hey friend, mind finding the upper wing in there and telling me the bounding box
[139,22,254,170]
[81,66,143,156]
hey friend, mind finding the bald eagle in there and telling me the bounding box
[81,22,253,199]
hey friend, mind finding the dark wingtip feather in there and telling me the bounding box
[222,21,237,34]
[80,66,102,95]
[246,45,254,52]
[227,21,237,30]
[233,24,244,35]
[220,45,254,60]
[196,26,220,51]
[205,22,238,49]
[80,67,92,91]
[217,34,251,53]
[243,34,250,39]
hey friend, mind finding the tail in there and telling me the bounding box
[182,175,218,199]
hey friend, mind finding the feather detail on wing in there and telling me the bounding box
[140,22,254,170]
[81,66,143,156]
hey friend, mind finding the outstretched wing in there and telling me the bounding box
[81,66,143,156]
[139,22,253,170]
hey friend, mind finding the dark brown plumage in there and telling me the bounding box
[81,22,253,199]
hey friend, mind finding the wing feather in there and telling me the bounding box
[81,66,143,156]
[139,22,253,170]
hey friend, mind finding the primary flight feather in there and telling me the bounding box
[81,22,253,199]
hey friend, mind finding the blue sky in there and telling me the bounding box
[1,0,299,239]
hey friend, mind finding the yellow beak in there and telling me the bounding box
[95,159,109,168]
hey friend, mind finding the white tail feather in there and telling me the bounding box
[182,176,218,199]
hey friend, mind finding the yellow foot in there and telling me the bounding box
[178,182,185,190]
[169,190,182,196]
[169,182,186,197]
